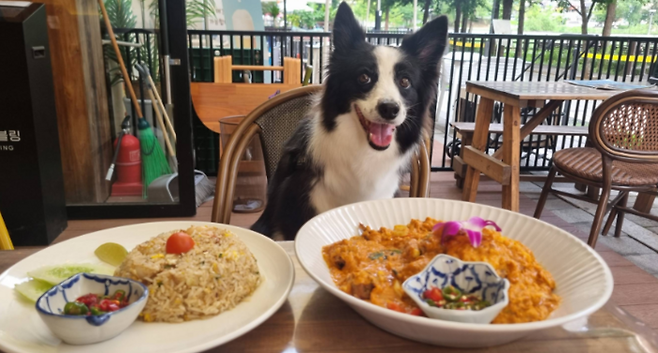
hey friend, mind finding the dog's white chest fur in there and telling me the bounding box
[308,112,413,214]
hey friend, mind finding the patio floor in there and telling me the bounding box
[52,171,658,333]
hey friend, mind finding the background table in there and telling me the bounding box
[3,242,658,352]
[462,81,619,211]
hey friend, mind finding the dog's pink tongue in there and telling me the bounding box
[369,123,395,147]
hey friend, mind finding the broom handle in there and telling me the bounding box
[146,74,177,142]
[98,0,143,119]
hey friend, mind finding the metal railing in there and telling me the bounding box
[441,34,658,171]
[185,30,658,173]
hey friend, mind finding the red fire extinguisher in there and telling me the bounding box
[106,116,143,196]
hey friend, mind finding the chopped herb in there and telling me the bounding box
[369,250,400,260]
[200,261,205,265]
[442,285,462,301]
[368,251,386,260]
[215,275,221,280]
[392,269,398,277]
[157,281,163,287]
[218,253,223,258]
[164,264,174,269]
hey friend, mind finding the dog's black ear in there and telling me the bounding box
[401,15,448,70]
[332,2,365,52]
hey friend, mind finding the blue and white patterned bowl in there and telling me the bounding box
[402,254,510,324]
[35,273,148,345]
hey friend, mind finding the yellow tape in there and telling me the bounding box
[450,40,483,48]
[585,53,655,63]
[0,211,14,250]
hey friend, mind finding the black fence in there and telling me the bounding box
[185,30,658,174]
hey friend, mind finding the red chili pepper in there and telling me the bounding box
[76,294,99,308]
[423,287,444,302]
[386,302,406,313]
[98,299,114,312]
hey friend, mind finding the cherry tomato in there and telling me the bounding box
[166,232,195,254]
[409,307,423,316]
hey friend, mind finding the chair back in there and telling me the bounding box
[212,85,431,223]
[590,89,658,163]
[253,91,318,179]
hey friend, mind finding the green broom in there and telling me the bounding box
[99,0,170,198]
[138,118,171,197]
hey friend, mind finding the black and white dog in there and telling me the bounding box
[252,2,448,240]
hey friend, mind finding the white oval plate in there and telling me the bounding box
[295,198,614,348]
[0,221,294,353]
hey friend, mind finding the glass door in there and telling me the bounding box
[65,0,196,218]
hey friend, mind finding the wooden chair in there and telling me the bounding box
[190,56,303,134]
[213,55,301,84]
[534,89,658,248]
[211,85,431,224]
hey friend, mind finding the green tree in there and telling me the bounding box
[449,0,488,32]
[594,0,649,35]
[522,3,563,31]
[262,2,281,27]
[552,0,609,34]
[616,0,649,25]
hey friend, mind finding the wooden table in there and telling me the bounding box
[462,81,618,211]
[2,242,658,352]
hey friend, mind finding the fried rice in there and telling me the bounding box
[114,225,261,323]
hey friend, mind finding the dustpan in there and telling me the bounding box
[147,170,214,207]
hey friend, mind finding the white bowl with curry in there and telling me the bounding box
[295,198,613,348]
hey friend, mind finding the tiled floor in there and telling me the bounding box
[524,180,658,279]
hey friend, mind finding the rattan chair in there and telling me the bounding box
[534,89,658,248]
[211,85,432,224]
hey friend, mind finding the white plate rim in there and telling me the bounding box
[0,221,295,353]
[295,198,614,333]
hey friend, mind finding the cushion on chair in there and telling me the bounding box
[553,147,658,186]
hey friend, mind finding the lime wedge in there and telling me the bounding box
[94,242,128,267]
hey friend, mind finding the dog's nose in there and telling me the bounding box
[377,100,400,120]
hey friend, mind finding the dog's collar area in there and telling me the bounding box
[354,105,395,151]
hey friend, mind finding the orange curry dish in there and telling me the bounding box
[322,217,560,324]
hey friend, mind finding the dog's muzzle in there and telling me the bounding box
[355,105,396,151]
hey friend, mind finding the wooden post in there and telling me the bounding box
[4,0,113,204]
[502,104,521,211]
[462,97,495,202]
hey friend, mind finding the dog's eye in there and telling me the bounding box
[399,77,411,88]
[358,73,371,85]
